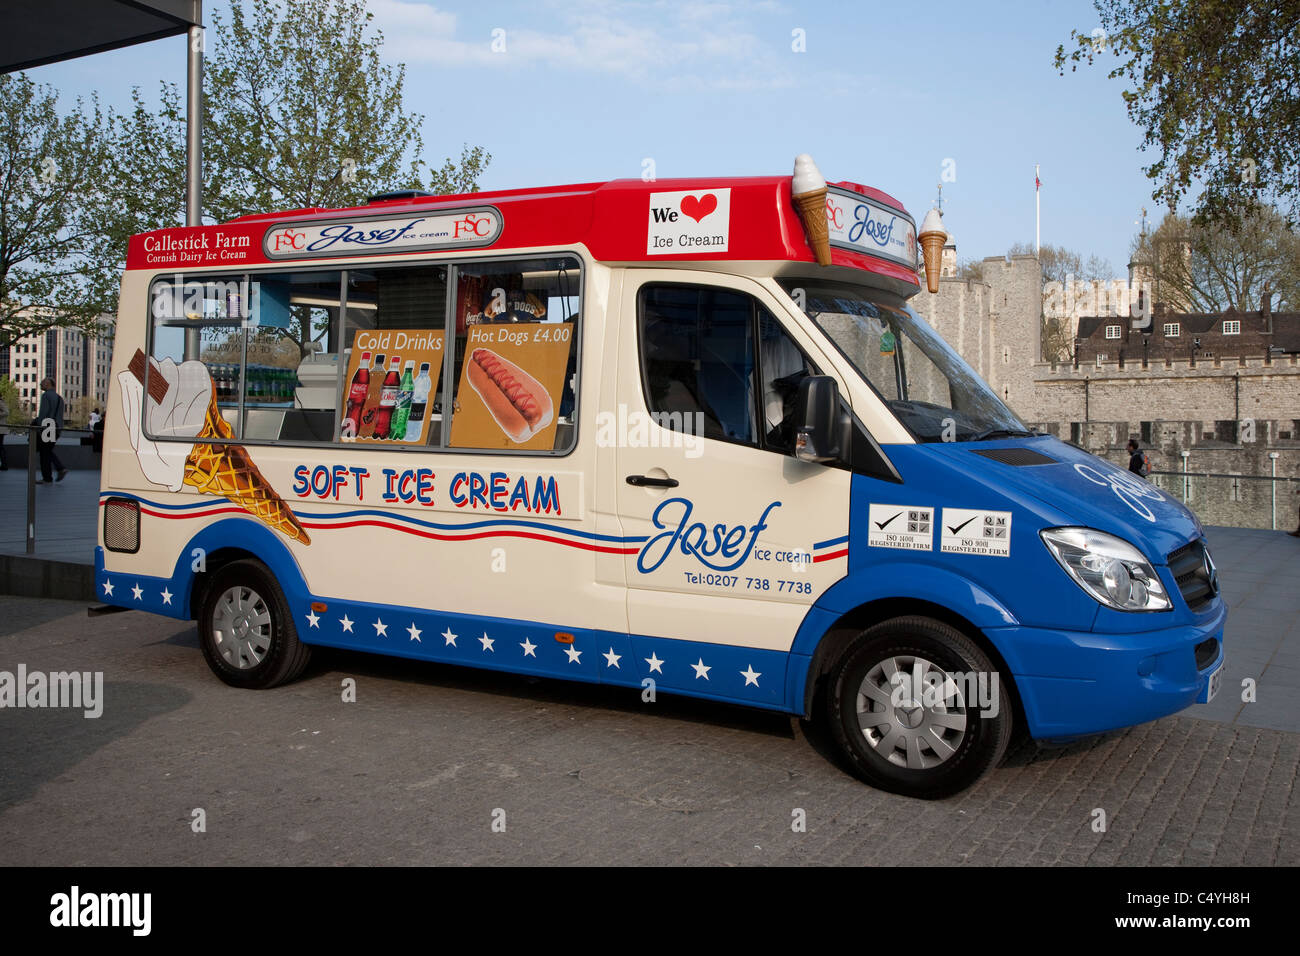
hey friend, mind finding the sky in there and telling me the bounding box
[24,0,1157,276]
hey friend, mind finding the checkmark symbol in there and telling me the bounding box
[948,515,979,535]
[875,511,903,530]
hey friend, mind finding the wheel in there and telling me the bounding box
[198,559,311,689]
[822,615,1012,799]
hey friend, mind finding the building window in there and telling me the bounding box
[1222,320,1240,335]
[1105,325,1121,339]
[1163,322,1181,337]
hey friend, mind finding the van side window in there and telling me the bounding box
[638,284,817,453]
[445,256,581,453]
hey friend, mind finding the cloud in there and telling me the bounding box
[370,0,799,89]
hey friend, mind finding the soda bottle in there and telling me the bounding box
[373,356,402,439]
[357,353,386,438]
[405,362,433,441]
[343,351,371,437]
[389,360,416,441]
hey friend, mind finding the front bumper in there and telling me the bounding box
[986,601,1227,739]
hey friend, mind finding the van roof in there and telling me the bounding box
[125,175,920,289]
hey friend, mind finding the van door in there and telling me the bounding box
[613,271,852,706]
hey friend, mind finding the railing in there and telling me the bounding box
[1147,469,1299,530]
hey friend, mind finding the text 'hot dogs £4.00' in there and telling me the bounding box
[466,347,554,443]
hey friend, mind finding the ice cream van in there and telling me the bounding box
[98,154,1225,797]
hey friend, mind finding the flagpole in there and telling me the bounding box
[1035,164,1040,256]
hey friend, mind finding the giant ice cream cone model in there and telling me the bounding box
[791,153,831,266]
[126,350,311,545]
[919,207,947,294]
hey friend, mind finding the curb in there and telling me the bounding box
[0,554,95,602]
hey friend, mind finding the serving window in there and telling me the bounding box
[144,254,580,455]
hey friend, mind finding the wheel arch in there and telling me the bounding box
[792,596,1027,735]
[173,518,311,621]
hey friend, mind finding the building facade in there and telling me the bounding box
[3,321,114,418]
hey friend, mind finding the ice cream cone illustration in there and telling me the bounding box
[120,350,310,545]
[792,153,831,265]
[919,207,947,294]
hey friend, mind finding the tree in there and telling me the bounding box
[0,74,117,352]
[1055,1,1300,227]
[1007,242,1114,363]
[111,0,491,358]
[1131,204,1300,312]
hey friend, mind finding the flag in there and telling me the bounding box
[1035,172,1041,191]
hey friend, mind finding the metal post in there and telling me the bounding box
[184,5,204,362]
[26,427,37,554]
[1269,452,1279,530]
[1181,450,1190,502]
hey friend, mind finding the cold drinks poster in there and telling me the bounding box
[340,329,444,443]
[449,322,574,450]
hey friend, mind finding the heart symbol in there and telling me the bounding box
[680,193,718,223]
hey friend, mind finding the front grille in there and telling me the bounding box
[972,447,1057,466]
[1167,537,1217,612]
[1195,637,1220,671]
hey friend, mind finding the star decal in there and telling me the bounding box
[407,622,422,642]
[442,627,458,647]
[603,647,621,669]
[373,618,388,637]
[564,644,582,664]
[305,609,320,628]
[160,587,173,606]
[102,579,114,597]
[645,653,664,674]
[340,614,354,633]
[691,658,711,680]
[520,638,537,657]
[741,665,761,687]
[131,583,144,601]
[479,633,495,652]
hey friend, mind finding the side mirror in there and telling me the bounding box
[794,375,842,463]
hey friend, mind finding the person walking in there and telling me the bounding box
[34,377,67,483]
[0,393,9,471]
[1127,439,1150,479]
[88,407,101,429]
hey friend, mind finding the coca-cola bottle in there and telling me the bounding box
[357,353,386,438]
[343,351,371,438]
[373,356,402,439]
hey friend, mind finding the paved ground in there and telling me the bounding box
[0,594,1295,866]
[0,467,99,566]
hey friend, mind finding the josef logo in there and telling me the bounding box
[1074,462,1166,522]
[849,202,896,248]
[638,497,780,573]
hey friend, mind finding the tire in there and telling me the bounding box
[823,615,1012,799]
[198,559,311,689]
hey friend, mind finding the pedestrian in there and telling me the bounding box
[0,393,9,470]
[1127,439,1150,479]
[88,407,101,429]
[33,377,68,483]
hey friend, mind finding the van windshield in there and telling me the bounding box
[778,279,1032,443]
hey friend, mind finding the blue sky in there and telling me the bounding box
[26,0,1155,275]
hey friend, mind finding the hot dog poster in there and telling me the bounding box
[449,322,573,450]
[339,328,444,444]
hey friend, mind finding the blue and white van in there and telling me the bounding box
[97,157,1226,797]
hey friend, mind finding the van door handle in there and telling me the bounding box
[626,474,679,488]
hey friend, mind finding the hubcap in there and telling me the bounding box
[856,654,968,770]
[211,585,272,670]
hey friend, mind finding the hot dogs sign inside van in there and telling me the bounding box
[100,155,1225,797]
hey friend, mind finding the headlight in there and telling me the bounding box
[1040,527,1171,611]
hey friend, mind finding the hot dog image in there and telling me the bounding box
[466,347,554,443]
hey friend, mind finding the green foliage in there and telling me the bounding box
[1131,203,1300,312]
[0,73,117,351]
[0,375,24,421]
[1055,1,1300,227]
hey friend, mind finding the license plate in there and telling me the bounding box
[1198,658,1224,704]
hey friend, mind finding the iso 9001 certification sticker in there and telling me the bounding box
[940,509,1012,557]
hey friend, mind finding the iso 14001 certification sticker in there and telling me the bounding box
[867,504,934,551]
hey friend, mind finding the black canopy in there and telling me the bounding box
[1,0,199,73]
